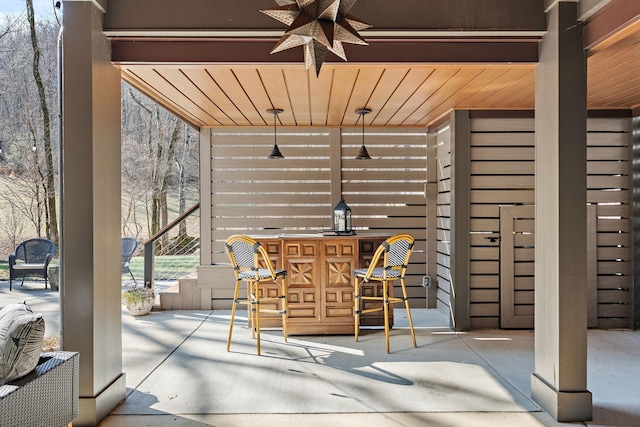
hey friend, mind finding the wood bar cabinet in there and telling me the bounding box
[255,234,390,335]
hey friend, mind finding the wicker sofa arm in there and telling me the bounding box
[0,351,79,427]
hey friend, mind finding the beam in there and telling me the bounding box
[111,38,539,64]
[583,0,640,49]
[102,0,546,35]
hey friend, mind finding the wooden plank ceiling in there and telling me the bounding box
[118,22,640,129]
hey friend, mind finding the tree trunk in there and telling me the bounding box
[177,123,191,239]
[26,0,59,246]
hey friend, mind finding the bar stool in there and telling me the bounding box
[353,233,417,353]
[225,235,288,355]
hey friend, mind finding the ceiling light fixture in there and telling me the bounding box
[261,0,371,76]
[355,108,371,160]
[267,108,285,159]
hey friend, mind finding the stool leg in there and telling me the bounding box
[383,280,390,353]
[401,277,417,348]
[227,279,241,352]
[255,282,261,355]
[281,277,288,343]
[248,282,257,339]
[354,276,361,342]
[256,296,260,356]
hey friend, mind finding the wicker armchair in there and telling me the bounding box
[8,239,57,291]
[121,237,138,284]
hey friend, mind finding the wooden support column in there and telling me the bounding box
[426,131,438,308]
[330,127,343,203]
[61,2,125,425]
[196,127,224,309]
[450,110,471,331]
[199,127,212,267]
[531,1,592,422]
[632,117,640,330]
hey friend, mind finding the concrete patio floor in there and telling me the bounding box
[1,280,639,427]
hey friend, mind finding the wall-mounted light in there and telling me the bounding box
[267,108,284,159]
[355,108,372,160]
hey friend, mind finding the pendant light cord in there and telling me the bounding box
[361,113,365,146]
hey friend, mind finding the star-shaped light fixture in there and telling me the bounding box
[261,0,371,76]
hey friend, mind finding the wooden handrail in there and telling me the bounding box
[143,202,200,288]
[143,202,200,246]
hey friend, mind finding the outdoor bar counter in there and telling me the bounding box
[254,233,390,335]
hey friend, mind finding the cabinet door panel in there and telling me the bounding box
[357,238,394,326]
[284,241,320,321]
[322,239,357,324]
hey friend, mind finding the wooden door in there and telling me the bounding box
[500,205,535,328]
[500,205,597,329]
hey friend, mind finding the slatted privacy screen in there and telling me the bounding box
[210,129,333,264]
[468,117,536,329]
[435,124,453,318]
[465,115,630,329]
[341,129,428,306]
[586,118,631,329]
[208,127,428,307]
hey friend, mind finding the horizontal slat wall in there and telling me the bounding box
[466,115,631,330]
[469,117,536,329]
[208,127,428,308]
[341,128,428,307]
[435,124,452,318]
[587,118,631,329]
[210,128,333,263]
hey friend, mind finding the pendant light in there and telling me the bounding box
[267,108,284,159]
[355,108,372,160]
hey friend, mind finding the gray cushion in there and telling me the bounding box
[11,263,46,270]
[0,303,45,385]
[0,303,31,341]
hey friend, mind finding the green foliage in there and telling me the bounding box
[127,255,199,281]
[121,285,154,306]
[0,262,8,280]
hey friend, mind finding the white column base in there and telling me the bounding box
[75,373,126,426]
[531,373,592,422]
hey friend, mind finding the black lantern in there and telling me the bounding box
[333,198,353,234]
